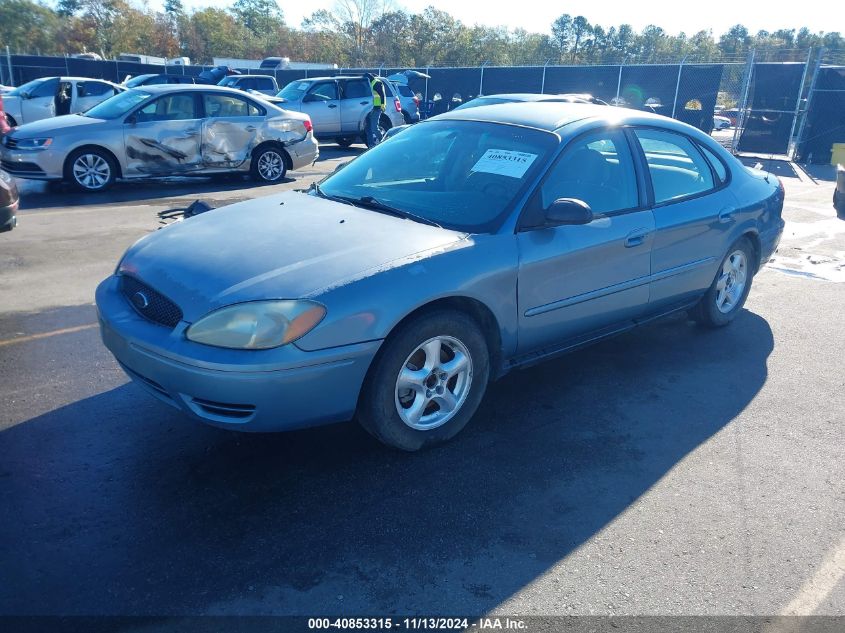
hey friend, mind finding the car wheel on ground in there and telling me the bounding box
[691,237,755,328]
[357,309,490,451]
[250,145,287,183]
[65,148,116,192]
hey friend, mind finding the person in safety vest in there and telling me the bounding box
[365,72,387,147]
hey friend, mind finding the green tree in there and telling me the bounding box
[551,14,572,63]
[0,0,61,54]
[231,0,284,40]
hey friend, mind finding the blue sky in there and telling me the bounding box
[156,0,834,36]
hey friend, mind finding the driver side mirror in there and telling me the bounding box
[20,91,31,100]
[544,198,594,226]
[125,114,137,125]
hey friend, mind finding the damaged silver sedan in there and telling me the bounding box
[0,85,318,192]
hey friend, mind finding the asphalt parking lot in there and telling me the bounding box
[0,146,843,622]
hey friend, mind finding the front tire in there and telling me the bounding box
[65,148,116,192]
[691,237,755,328]
[357,310,490,451]
[250,145,287,183]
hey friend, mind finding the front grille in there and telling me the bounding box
[120,275,183,328]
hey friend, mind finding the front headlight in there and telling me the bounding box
[185,300,326,350]
[15,138,52,150]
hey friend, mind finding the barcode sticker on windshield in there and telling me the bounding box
[470,149,538,178]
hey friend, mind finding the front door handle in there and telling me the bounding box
[245,125,256,132]
[718,207,736,223]
[328,104,338,109]
[624,228,652,248]
[359,101,369,105]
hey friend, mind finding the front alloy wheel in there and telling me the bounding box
[70,152,113,192]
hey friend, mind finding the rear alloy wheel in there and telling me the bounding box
[691,237,755,327]
[357,310,490,451]
[66,149,116,192]
[251,146,287,183]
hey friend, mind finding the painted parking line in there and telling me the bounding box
[780,534,845,615]
[0,323,98,348]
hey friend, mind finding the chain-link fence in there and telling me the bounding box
[2,48,842,160]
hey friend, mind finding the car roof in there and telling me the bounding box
[471,93,575,102]
[135,84,245,94]
[434,101,676,133]
[227,75,275,80]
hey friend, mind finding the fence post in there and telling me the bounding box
[671,54,688,119]
[479,61,488,97]
[6,46,13,87]
[541,58,551,94]
[731,49,755,153]
[615,56,626,104]
[794,47,824,162]
[788,48,813,159]
[424,66,430,102]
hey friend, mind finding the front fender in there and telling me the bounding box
[294,233,520,359]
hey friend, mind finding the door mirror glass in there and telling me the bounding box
[545,198,594,226]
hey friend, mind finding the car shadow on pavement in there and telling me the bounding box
[0,310,773,616]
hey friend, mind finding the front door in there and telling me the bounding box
[631,128,737,310]
[517,129,654,354]
[123,92,203,176]
[301,81,340,136]
[200,92,264,170]
[20,78,58,123]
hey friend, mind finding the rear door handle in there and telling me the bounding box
[624,228,652,248]
[359,101,369,105]
[718,207,736,223]
[245,125,256,132]
[328,104,338,109]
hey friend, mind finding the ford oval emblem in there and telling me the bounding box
[132,291,150,310]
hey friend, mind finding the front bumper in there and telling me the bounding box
[96,275,380,432]
[0,146,64,180]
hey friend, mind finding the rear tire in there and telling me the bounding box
[357,310,490,451]
[691,237,755,328]
[64,147,116,192]
[250,145,287,183]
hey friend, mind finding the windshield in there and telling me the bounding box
[124,74,155,88]
[278,81,309,100]
[317,120,557,233]
[7,79,46,97]
[82,89,153,119]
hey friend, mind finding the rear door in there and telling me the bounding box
[74,80,118,113]
[201,92,265,169]
[301,81,340,136]
[517,129,654,353]
[123,92,203,176]
[339,78,371,135]
[631,128,736,310]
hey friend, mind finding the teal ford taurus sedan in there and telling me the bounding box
[96,103,785,450]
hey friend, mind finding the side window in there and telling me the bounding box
[539,130,639,214]
[634,129,715,204]
[79,81,115,97]
[31,78,59,98]
[255,78,275,91]
[136,94,197,122]
[307,82,338,101]
[698,144,728,183]
[341,80,369,99]
[203,93,261,117]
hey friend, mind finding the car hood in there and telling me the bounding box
[119,190,468,322]
[10,113,107,137]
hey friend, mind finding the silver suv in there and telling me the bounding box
[218,75,279,96]
[276,76,405,147]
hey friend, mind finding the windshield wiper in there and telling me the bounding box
[350,195,442,228]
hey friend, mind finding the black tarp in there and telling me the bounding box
[797,66,845,164]
[737,62,805,154]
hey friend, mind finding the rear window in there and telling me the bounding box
[255,78,275,90]
[698,144,728,183]
[342,80,369,99]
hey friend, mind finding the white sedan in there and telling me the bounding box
[2,77,124,127]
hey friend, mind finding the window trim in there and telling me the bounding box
[200,92,265,118]
[126,91,202,123]
[630,126,726,208]
[306,81,339,102]
[517,126,645,232]
[695,141,732,189]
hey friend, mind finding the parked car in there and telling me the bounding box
[0,168,18,232]
[0,94,9,135]
[387,70,430,124]
[0,84,317,192]
[96,102,785,451]
[276,75,405,147]
[124,74,198,88]
[384,92,608,140]
[835,164,845,217]
[713,115,731,130]
[2,77,124,127]
[197,66,240,85]
[218,75,278,96]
